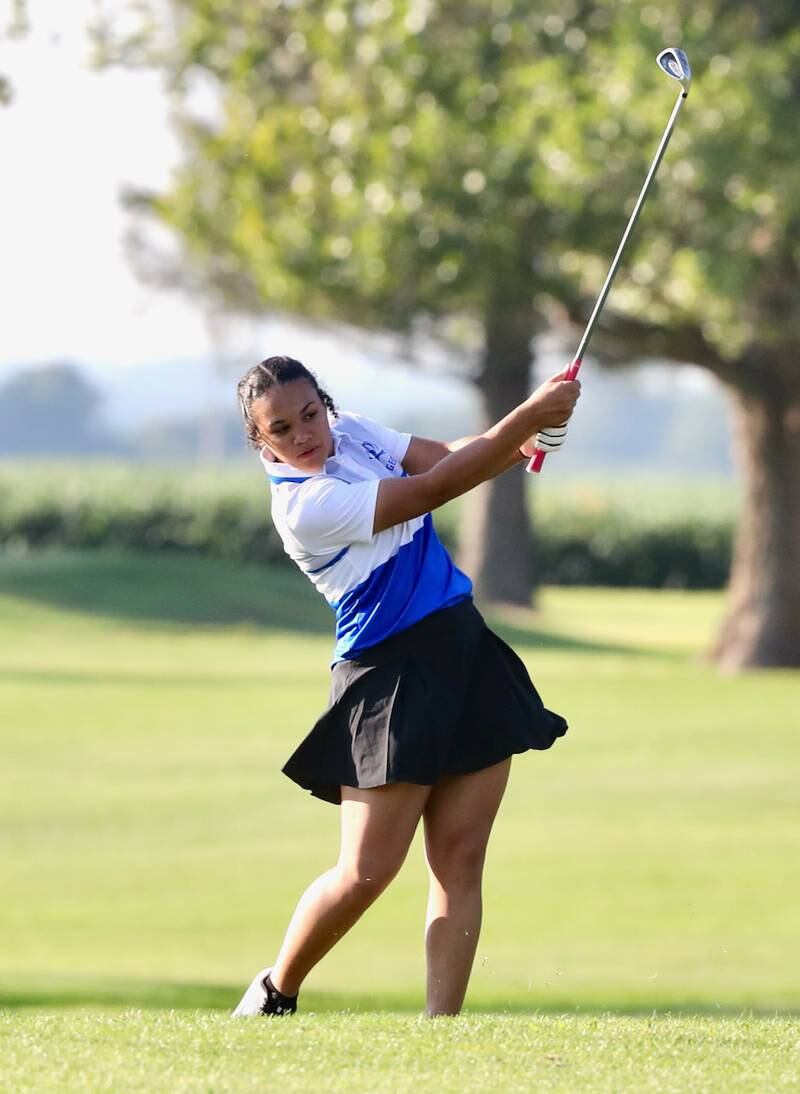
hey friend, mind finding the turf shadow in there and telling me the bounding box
[0,550,331,634]
[1,549,679,659]
[485,613,655,659]
[3,979,796,1019]
[0,667,319,689]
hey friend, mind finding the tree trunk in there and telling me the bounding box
[713,383,800,669]
[458,304,536,606]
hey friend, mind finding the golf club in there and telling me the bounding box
[527,46,692,474]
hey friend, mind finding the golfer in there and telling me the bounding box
[233,355,580,1018]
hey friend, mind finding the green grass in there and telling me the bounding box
[1,549,798,1091]
[2,1012,798,1093]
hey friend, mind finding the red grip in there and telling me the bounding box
[529,449,546,474]
[525,357,582,475]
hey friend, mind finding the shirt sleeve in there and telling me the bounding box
[285,477,379,552]
[343,412,412,464]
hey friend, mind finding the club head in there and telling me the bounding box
[656,47,692,93]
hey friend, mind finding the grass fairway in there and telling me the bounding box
[1,550,798,1091]
[2,1013,798,1093]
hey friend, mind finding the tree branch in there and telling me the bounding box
[551,309,762,392]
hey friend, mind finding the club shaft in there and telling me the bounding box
[574,88,688,361]
[528,87,688,476]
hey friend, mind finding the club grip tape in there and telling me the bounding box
[526,359,582,475]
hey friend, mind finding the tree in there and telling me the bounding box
[555,1,800,667]
[95,0,800,665]
[0,363,118,456]
[1,0,27,105]
[92,0,647,605]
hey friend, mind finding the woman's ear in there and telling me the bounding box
[261,444,277,462]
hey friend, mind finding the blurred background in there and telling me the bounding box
[1,0,798,1017]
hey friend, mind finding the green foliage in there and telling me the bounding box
[91,0,800,646]
[537,517,731,589]
[0,0,27,106]
[534,475,737,588]
[91,0,693,332]
[0,463,286,563]
[586,3,800,367]
[95,1,800,373]
[0,464,735,588]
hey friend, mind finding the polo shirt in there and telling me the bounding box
[262,412,473,662]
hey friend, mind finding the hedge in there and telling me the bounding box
[0,464,736,589]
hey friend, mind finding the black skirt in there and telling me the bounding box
[282,598,568,804]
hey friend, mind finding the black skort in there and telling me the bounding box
[283,598,568,805]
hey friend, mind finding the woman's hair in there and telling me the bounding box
[237,356,338,450]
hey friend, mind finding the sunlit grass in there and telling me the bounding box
[1,549,798,1089]
[1,1012,798,1093]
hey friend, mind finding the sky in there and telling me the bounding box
[0,1,717,447]
[0,0,218,370]
[0,1,486,432]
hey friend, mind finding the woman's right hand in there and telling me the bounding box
[524,367,581,430]
[374,365,581,533]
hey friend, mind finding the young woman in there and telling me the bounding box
[232,355,580,1018]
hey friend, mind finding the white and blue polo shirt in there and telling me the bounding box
[262,412,473,662]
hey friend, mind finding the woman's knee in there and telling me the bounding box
[337,849,406,896]
[426,835,488,890]
[423,763,510,890]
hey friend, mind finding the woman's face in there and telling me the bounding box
[250,379,333,472]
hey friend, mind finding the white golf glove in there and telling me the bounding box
[534,423,569,453]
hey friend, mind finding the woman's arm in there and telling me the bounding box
[401,435,474,475]
[374,368,579,534]
[402,435,526,476]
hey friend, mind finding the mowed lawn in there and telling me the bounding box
[1,550,798,1091]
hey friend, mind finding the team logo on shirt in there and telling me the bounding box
[361,440,397,472]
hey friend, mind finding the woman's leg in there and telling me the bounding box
[422,758,511,1016]
[270,782,431,996]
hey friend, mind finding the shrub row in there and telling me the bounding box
[0,488,287,567]
[0,465,735,588]
[535,521,731,588]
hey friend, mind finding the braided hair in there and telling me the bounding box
[237,356,338,450]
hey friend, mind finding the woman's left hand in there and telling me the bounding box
[520,424,569,458]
